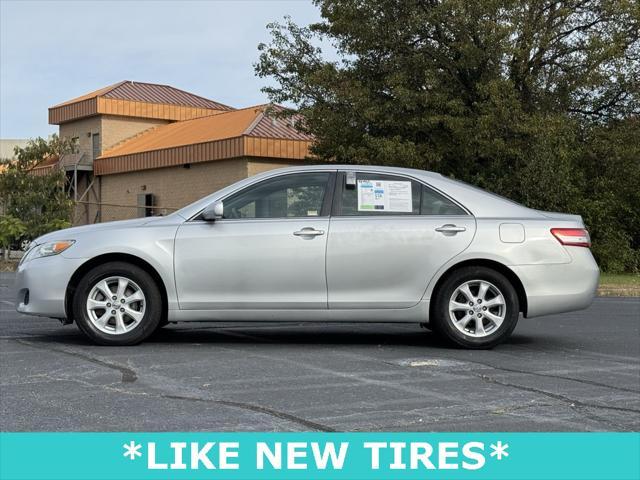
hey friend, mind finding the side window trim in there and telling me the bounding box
[331,171,345,217]
[188,169,470,222]
[321,172,337,217]
[333,170,471,217]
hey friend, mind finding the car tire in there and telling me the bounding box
[72,262,162,346]
[20,238,31,252]
[431,266,519,349]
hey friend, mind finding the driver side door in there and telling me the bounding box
[174,171,335,310]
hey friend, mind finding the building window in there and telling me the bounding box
[91,133,100,160]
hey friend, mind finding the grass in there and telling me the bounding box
[598,273,640,297]
[600,273,640,286]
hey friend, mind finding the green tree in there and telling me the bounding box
[256,0,640,272]
[577,118,640,272]
[0,215,26,260]
[0,135,74,245]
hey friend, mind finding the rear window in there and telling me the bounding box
[449,178,524,208]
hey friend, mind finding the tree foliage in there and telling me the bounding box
[0,135,74,245]
[256,0,640,272]
[0,215,26,260]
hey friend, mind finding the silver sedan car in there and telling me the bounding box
[15,165,599,348]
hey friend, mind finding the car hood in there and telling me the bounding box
[33,216,177,245]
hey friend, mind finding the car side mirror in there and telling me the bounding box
[202,201,224,221]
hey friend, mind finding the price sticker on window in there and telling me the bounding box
[357,180,412,212]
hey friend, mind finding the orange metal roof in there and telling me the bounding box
[52,80,233,110]
[52,81,128,107]
[99,105,313,159]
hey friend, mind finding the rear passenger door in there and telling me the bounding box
[326,171,476,309]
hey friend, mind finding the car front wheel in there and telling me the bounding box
[431,266,519,349]
[72,262,162,346]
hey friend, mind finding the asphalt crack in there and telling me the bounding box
[474,372,640,415]
[473,360,640,394]
[13,339,137,383]
[161,394,336,432]
[10,339,334,432]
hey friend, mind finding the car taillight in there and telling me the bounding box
[551,228,591,247]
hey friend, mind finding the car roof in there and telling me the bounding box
[259,164,444,179]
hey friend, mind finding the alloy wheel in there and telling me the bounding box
[448,279,506,338]
[86,276,146,335]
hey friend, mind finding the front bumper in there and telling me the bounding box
[15,255,86,318]
[512,247,599,318]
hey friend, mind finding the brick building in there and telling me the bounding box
[43,80,313,223]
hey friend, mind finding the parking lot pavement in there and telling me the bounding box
[1,272,639,432]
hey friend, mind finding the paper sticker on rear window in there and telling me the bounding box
[357,180,412,212]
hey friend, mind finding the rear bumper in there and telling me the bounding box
[512,247,599,318]
[15,255,85,318]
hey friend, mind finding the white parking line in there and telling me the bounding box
[1,300,15,306]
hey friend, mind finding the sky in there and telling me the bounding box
[0,0,323,139]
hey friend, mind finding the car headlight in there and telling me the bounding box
[27,240,75,261]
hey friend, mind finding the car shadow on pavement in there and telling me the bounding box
[11,322,536,350]
[151,323,536,349]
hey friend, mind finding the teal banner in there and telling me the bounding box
[1,433,638,480]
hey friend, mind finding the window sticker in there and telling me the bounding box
[357,179,412,212]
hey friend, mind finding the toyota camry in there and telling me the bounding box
[15,165,599,348]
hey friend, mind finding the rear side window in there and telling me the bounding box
[420,185,467,215]
[338,173,421,216]
[337,172,467,216]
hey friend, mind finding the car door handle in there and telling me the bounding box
[293,228,325,237]
[435,224,467,234]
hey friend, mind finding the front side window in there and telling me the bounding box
[337,172,467,216]
[223,172,331,219]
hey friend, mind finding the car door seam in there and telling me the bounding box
[172,222,182,310]
[324,218,332,309]
[419,216,478,303]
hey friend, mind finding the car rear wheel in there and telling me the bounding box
[72,262,162,346]
[431,266,519,349]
